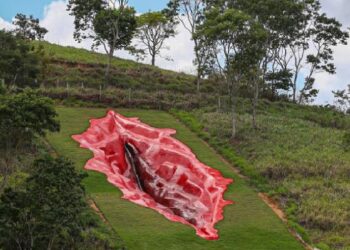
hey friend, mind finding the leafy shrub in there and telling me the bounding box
[0,90,60,192]
[0,155,124,249]
[0,156,86,249]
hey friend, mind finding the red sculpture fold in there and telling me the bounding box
[72,110,233,240]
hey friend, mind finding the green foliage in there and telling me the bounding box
[175,106,350,249]
[305,109,350,129]
[93,7,137,50]
[46,107,304,250]
[0,155,86,249]
[333,85,350,113]
[31,41,209,93]
[67,0,138,84]
[170,110,269,191]
[287,220,311,243]
[0,80,5,95]
[0,90,59,192]
[13,13,48,40]
[0,154,123,249]
[0,90,59,140]
[136,11,176,65]
[0,30,42,87]
[316,242,331,250]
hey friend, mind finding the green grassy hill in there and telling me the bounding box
[37,42,350,249]
[35,41,217,93]
[173,104,350,250]
[47,107,304,250]
[35,41,222,110]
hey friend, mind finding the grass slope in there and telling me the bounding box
[46,107,303,250]
[35,41,210,93]
[188,105,350,249]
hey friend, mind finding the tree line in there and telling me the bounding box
[1,0,348,137]
[66,0,348,137]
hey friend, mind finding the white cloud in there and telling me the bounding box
[40,0,94,49]
[0,17,14,30]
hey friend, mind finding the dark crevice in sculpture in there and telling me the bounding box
[124,141,200,227]
[124,143,145,192]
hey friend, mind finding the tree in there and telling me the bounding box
[273,0,349,103]
[136,11,176,66]
[333,85,350,113]
[67,0,137,86]
[170,0,206,91]
[0,90,60,192]
[237,24,268,129]
[0,155,87,249]
[218,0,306,102]
[264,69,293,100]
[0,30,42,87]
[299,11,349,103]
[198,5,267,137]
[13,13,48,40]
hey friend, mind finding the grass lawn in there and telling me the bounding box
[46,107,304,250]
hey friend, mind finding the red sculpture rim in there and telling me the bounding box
[72,110,233,240]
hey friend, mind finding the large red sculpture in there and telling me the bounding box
[73,111,233,240]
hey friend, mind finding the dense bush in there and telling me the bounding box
[0,31,43,87]
[0,156,86,249]
[0,155,122,250]
[0,90,60,192]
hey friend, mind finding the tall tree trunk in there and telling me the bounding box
[151,54,156,66]
[292,82,297,103]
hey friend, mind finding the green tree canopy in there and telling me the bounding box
[136,11,176,66]
[0,90,60,192]
[12,13,48,40]
[0,30,42,87]
[0,155,86,249]
[67,0,137,85]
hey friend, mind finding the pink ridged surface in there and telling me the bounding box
[72,111,233,240]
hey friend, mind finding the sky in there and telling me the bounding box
[0,0,349,105]
[0,0,169,20]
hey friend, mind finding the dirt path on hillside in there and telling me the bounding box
[88,199,108,224]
